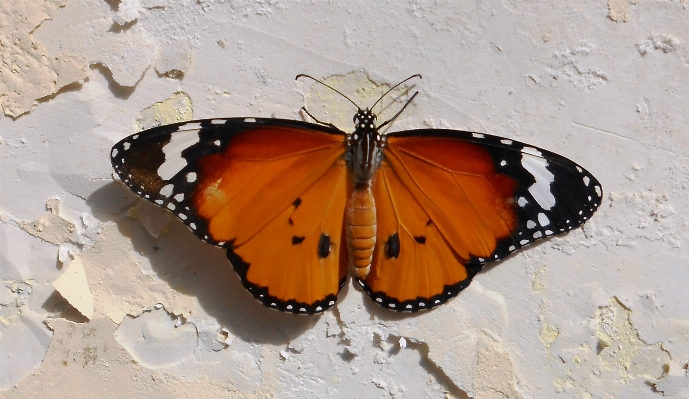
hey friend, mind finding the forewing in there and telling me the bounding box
[111,118,350,314]
[360,129,601,311]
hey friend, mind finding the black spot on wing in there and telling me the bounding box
[385,233,400,258]
[414,236,426,244]
[292,236,305,245]
[318,234,330,258]
[293,198,302,208]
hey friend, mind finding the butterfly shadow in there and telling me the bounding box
[89,183,319,345]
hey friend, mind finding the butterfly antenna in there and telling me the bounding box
[369,74,422,111]
[296,74,361,110]
[376,91,420,130]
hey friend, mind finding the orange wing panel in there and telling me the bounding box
[233,160,349,309]
[361,135,518,311]
[189,125,349,314]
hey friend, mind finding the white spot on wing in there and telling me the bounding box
[521,153,556,210]
[167,203,175,210]
[533,231,543,238]
[158,131,200,180]
[174,193,185,202]
[595,186,602,197]
[520,239,529,245]
[178,122,202,131]
[214,140,221,146]
[501,139,513,145]
[211,119,226,124]
[111,148,118,158]
[508,245,516,251]
[526,220,537,229]
[123,142,131,150]
[186,172,197,182]
[583,176,590,186]
[538,213,550,226]
[160,184,174,197]
[521,146,542,157]
[518,197,528,207]
[500,160,507,166]
[472,133,485,138]
[244,118,256,123]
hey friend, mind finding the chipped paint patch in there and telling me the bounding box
[18,199,75,245]
[135,92,194,132]
[597,298,670,381]
[52,256,94,320]
[0,1,87,117]
[80,224,196,323]
[115,306,198,368]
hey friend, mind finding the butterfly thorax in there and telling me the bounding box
[347,109,385,188]
[345,109,384,279]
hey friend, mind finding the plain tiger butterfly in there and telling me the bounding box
[111,74,602,315]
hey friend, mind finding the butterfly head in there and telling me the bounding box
[348,109,384,185]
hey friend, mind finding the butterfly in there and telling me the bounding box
[111,74,602,315]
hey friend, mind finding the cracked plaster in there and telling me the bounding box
[1,0,689,397]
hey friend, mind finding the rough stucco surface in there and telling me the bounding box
[1,0,688,397]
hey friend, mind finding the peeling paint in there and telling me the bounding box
[0,1,87,117]
[52,256,94,320]
[18,199,75,245]
[79,223,196,323]
[115,306,198,368]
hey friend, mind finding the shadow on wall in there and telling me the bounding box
[88,182,426,343]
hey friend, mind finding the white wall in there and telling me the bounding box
[1,0,688,397]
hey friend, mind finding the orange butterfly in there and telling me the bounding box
[111,75,601,314]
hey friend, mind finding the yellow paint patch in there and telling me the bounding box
[531,263,547,292]
[52,256,94,320]
[302,72,418,132]
[539,321,560,359]
[597,297,669,381]
[135,92,194,132]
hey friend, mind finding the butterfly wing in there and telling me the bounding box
[361,130,602,311]
[111,118,350,314]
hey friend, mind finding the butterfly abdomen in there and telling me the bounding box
[346,186,377,278]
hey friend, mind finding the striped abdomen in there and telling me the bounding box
[346,186,376,278]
